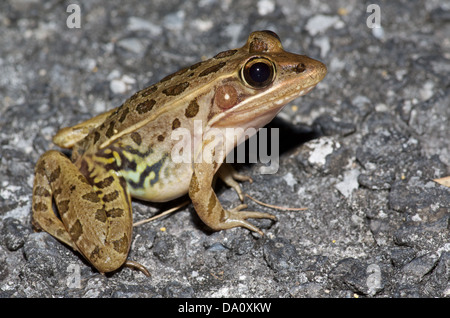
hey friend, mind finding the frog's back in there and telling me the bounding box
[61,47,246,201]
[66,48,245,159]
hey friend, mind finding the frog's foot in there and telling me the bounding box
[223,204,277,236]
[217,163,253,202]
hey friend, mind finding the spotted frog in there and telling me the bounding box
[32,31,327,275]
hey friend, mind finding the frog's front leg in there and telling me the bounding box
[189,161,277,235]
[32,150,137,274]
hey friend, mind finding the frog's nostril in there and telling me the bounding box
[294,63,306,73]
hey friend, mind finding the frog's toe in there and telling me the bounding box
[224,204,277,235]
[124,260,151,277]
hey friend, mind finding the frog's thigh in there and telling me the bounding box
[32,150,132,273]
[53,108,116,148]
[33,151,77,249]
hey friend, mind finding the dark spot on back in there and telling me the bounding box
[93,131,101,144]
[198,62,226,77]
[141,85,157,97]
[118,106,129,123]
[136,99,156,114]
[105,121,116,138]
[130,132,142,146]
[185,99,199,118]
[107,106,121,119]
[172,118,181,130]
[157,134,165,142]
[189,61,204,71]
[214,49,238,59]
[124,160,137,172]
[162,82,189,96]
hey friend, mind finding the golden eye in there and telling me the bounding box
[241,57,275,88]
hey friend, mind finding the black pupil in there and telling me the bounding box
[249,62,271,83]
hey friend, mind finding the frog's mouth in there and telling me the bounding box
[200,83,317,165]
[211,82,317,131]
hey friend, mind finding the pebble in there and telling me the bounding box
[263,237,299,272]
[109,74,136,95]
[329,258,384,296]
[116,38,148,55]
[393,216,449,250]
[305,15,341,36]
[127,17,162,36]
[390,246,416,268]
[305,137,340,167]
[400,253,439,285]
[1,217,30,251]
[162,281,194,297]
[313,114,356,136]
[257,0,275,16]
[335,168,360,198]
[152,234,186,266]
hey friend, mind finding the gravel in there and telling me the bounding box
[0,0,449,298]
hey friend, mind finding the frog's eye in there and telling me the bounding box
[241,57,275,88]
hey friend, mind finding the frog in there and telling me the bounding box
[32,30,327,275]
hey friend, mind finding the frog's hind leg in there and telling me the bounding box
[32,150,138,274]
[32,152,77,250]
